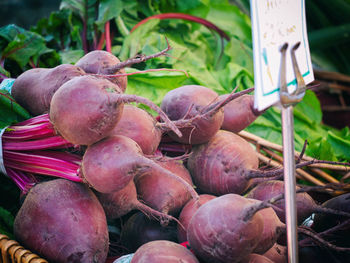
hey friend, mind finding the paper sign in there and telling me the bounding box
[250,0,314,111]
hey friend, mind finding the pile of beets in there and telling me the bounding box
[3,47,350,263]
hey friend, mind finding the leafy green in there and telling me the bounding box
[0,206,15,239]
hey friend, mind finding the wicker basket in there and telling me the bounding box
[0,234,47,263]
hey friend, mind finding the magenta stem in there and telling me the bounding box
[2,136,74,151]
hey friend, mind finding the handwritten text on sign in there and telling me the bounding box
[250,0,314,111]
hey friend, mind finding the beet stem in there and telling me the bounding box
[106,37,172,73]
[297,226,350,252]
[135,202,184,228]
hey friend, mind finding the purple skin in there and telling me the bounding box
[130,240,200,263]
[177,194,216,243]
[12,64,86,116]
[246,180,316,224]
[49,75,124,146]
[241,253,275,263]
[14,179,109,263]
[187,194,264,263]
[263,244,287,263]
[161,85,224,145]
[75,50,128,92]
[81,135,145,194]
[187,130,259,195]
[252,207,285,254]
[108,105,162,155]
[220,94,262,133]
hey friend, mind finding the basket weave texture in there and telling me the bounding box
[0,234,47,263]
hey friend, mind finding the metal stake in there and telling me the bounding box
[279,42,306,263]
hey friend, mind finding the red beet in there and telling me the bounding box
[160,85,224,145]
[12,64,86,116]
[187,130,259,195]
[187,194,264,263]
[246,180,317,224]
[14,179,109,263]
[130,240,200,263]
[220,94,262,133]
[81,135,198,205]
[108,105,162,154]
[177,194,216,243]
[134,159,195,216]
[75,50,128,92]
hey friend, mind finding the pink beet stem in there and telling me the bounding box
[3,150,80,171]
[3,122,55,140]
[4,159,82,182]
[12,113,49,126]
[2,136,74,151]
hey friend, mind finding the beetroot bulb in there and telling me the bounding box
[240,254,274,263]
[177,194,216,243]
[11,64,85,116]
[134,158,196,217]
[108,105,162,155]
[81,135,198,202]
[187,194,264,263]
[130,240,200,263]
[220,94,264,133]
[246,180,321,224]
[49,75,181,146]
[14,179,109,263]
[75,50,128,92]
[187,130,259,195]
[160,85,254,145]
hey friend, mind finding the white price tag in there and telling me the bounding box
[250,0,314,111]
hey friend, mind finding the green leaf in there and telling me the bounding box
[59,49,84,64]
[125,68,189,106]
[1,31,47,69]
[0,206,15,239]
[96,0,124,29]
[327,130,350,160]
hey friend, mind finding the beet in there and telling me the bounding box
[187,130,259,195]
[246,180,318,224]
[253,207,285,254]
[108,105,162,155]
[241,253,274,263]
[75,50,128,92]
[12,64,85,116]
[13,179,109,263]
[160,85,224,145]
[81,135,198,203]
[177,194,216,243]
[120,212,178,252]
[134,159,195,216]
[220,94,262,133]
[262,243,287,263]
[187,194,264,263]
[130,240,200,263]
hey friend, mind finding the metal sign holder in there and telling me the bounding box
[278,41,306,263]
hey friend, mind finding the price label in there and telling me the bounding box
[250,0,314,111]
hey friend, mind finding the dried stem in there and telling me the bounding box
[106,37,172,73]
